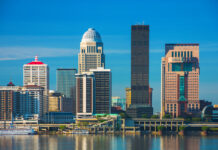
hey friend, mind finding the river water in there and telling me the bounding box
[0,134,218,150]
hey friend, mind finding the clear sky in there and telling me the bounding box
[0,0,218,112]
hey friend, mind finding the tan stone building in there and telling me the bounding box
[48,91,62,112]
[78,28,105,74]
[161,44,200,118]
[125,88,131,109]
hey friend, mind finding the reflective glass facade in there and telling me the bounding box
[57,69,77,98]
[56,69,77,114]
[179,76,185,101]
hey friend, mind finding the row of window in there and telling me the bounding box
[171,51,193,58]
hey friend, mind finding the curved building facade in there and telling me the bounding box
[78,28,105,74]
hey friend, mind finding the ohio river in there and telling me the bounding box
[0,134,218,150]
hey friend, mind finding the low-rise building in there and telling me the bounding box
[112,97,126,111]
[48,91,62,112]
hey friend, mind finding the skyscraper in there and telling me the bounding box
[131,25,149,105]
[23,56,49,116]
[23,56,49,92]
[127,25,153,118]
[161,44,200,118]
[90,67,112,114]
[76,72,95,117]
[78,28,105,74]
[56,68,77,114]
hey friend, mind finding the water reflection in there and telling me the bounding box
[160,135,201,150]
[0,134,218,150]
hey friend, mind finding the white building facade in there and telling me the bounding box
[75,72,95,118]
[23,56,49,117]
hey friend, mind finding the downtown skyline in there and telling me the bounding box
[0,0,218,113]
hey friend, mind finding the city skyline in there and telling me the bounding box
[0,0,218,113]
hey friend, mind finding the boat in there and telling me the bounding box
[0,122,35,135]
[0,128,35,135]
[72,129,89,134]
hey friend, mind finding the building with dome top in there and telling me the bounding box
[78,28,105,73]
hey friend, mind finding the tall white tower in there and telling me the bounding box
[78,28,105,74]
[23,56,49,116]
[23,56,49,91]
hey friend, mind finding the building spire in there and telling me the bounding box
[35,56,38,62]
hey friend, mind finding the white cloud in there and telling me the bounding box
[105,49,164,54]
[0,47,79,61]
[105,49,130,54]
[0,46,165,61]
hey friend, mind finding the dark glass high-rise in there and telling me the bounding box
[131,25,149,104]
[127,25,153,118]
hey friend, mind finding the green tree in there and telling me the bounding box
[163,114,171,119]
[157,126,165,131]
[82,122,89,126]
[179,126,186,131]
[151,115,159,119]
[119,112,126,119]
[142,114,149,118]
[202,126,209,131]
[192,117,201,122]
[96,115,101,120]
[59,125,66,131]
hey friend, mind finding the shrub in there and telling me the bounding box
[96,115,101,120]
[163,114,171,119]
[209,128,218,131]
[102,114,107,117]
[59,125,66,131]
[142,114,149,118]
[99,119,106,123]
[192,117,201,122]
[179,126,186,131]
[202,126,209,131]
[151,115,159,119]
[157,126,165,131]
[119,113,126,119]
[82,122,89,126]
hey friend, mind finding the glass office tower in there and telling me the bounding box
[56,68,77,114]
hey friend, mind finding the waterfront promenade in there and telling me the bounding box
[1,118,218,135]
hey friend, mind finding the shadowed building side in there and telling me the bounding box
[127,25,153,118]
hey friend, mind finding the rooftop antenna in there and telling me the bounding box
[35,56,38,62]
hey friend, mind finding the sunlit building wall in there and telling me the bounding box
[161,44,200,118]
[78,28,105,74]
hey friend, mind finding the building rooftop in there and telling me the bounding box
[27,56,44,65]
[166,43,199,46]
[81,28,102,43]
[7,81,15,86]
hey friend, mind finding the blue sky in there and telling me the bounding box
[0,0,218,112]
